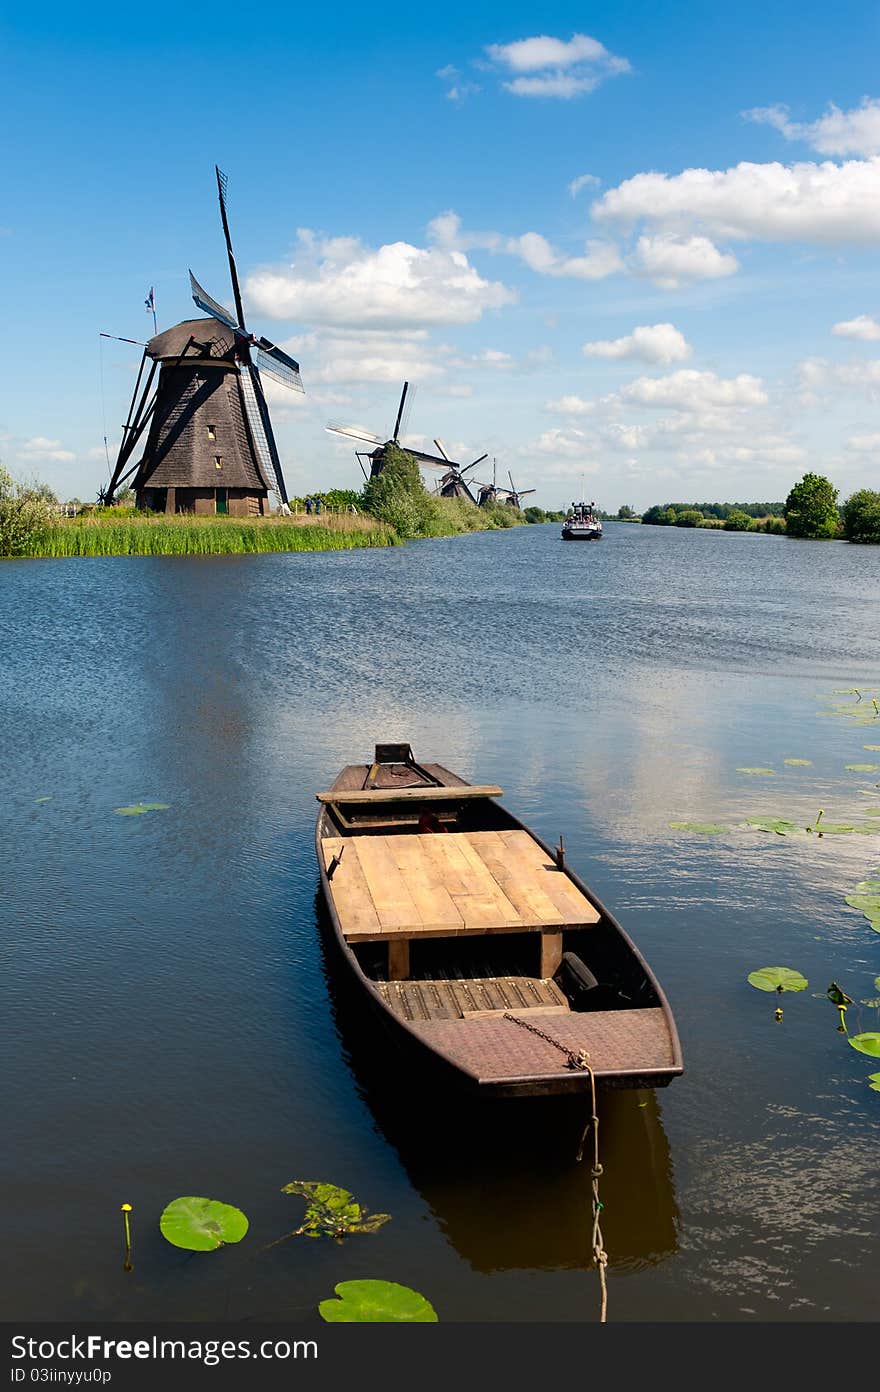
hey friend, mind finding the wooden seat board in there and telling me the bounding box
[320,838,382,937]
[496,831,600,923]
[467,829,566,926]
[385,835,464,930]
[350,837,422,933]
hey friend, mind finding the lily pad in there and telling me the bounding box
[859,998,880,1009]
[854,880,880,893]
[159,1197,248,1251]
[846,764,880,773]
[864,745,880,752]
[861,808,880,816]
[810,823,855,834]
[845,894,880,913]
[319,1280,438,1323]
[783,759,812,767]
[737,767,775,775]
[668,821,729,835]
[848,1033,880,1058]
[115,802,171,816]
[34,796,52,803]
[747,967,808,994]
[744,817,802,836]
[869,1072,880,1092]
[280,1181,391,1240]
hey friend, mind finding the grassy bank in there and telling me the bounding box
[29,512,398,558]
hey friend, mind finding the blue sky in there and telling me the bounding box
[3,2,880,509]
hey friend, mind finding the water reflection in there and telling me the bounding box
[317,897,680,1274]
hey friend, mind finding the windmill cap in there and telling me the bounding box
[146,317,237,362]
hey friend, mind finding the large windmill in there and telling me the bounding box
[102,167,303,515]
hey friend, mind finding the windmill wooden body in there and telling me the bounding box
[104,168,303,514]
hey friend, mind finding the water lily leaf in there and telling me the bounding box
[852,823,880,835]
[845,894,880,913]
[861,808,880,816]
[854,880,880,893]
[319,1280,438,1323]
[874,977,880,991]
[846,764,880,772]
[115,802,171,816]
[737,767,775,775]
[747,967,808,994]
[811,823,855,834]
[159,1197,248,1251]
[859,998,880,1009]
[864,745,880,752]
[783,759,812,767]
[281,1181,391,1240]
[668,821,728,835]
[34,796,52,803]
[848,1033,880,1058]
[869,1071,880,1092]
[744,818,802,836]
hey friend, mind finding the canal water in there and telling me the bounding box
[3,522,879,1322]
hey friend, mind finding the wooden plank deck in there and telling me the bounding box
[375,973,569,1022]
[321,830,601,944]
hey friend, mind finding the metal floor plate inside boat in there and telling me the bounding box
[374,974,569,1021]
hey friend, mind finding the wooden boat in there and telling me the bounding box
[315,744,683,1098]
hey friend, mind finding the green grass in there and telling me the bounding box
[28,515,398,558]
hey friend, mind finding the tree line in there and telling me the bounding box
[627,475,880,543]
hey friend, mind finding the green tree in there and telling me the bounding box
[0,465,54,557]
[617,504,636,520]
[723,509,751,531]
[784,472,840,539]
[841,489,880,544]
[676,509,705,527]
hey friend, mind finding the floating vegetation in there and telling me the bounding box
[737,767,775,775]
[34,796,52,803]
[114,802,171,816]
[827,982,853,1032]
[865,745,880,752]
[159,1197,248,1252]
[744,817,803,836]
[869,1072,880,1093]
[276,1181,391,1243]
[845,764,880,773]
[318,1280,438,1323]
[748,966,808,994]
[861,998,880,1009]
[848,1033,880,1059]
[783,759,812,767]
[668,821,729,835]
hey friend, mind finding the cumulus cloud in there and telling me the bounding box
[545,395,595,415]
[832,314,880,340]
[744,98,880,156]
[619,369,767,411]
[569,173,601,197]
[629,233,739,288]
[245,229,515,329]
[484,32,630,99]
[582,323,692,365]
[847,433,880,451]
[593,157,880,245]
[429,210,623,281]
[20,436,75,462]
[797,356,880,396]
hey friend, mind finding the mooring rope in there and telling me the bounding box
[502,1012,609,1321]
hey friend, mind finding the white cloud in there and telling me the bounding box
[246,229,515,329]
[797,356,880,396]
[569,173,601,197]
[484,32,630,99]
[429,210,623,282]
[847,433,880,451]
[545,395,595,415]
[19,437,75,462]
[582,323,692,365]
[744,99,880,156]
[593,157,880,245]
[832,314,880,340]
[629,233,739,288]
[619,369,767,411]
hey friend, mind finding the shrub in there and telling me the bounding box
[0,466,54,557]
[841,489,880,544]
[723,509,752,531]
[676,509,705,527]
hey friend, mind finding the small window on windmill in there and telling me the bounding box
[207,424,216,441]
[214,455,223,470]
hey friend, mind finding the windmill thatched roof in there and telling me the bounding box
[147,317,236,361]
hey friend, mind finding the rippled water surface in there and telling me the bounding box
[3,522,879,1321]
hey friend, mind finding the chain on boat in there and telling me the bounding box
[502,1011,609,1322]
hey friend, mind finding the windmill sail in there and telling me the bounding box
[189,271,240,331]
[239,365,281,500]
[254,341,303,393]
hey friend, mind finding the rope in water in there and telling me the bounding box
[502,1012,609,1322]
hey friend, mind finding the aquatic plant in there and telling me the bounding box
[159,1197,248,1251]
[827,982,853,1032]
[276,1181,391,1243]
[121,1203,133,1273]
[667,821,729,835]
[868,1072,880,1092]
[846,764,880,773]
[748,967,808,994]
[737,767,775,775]
[114,802,170,816]
[848,1033,880,1058]
[318,1280,438,1323]
[744,817,803,836]
[783,759,812,767]
[25,514,398,559]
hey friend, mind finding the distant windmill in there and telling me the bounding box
[325,382,481,488]
[430,439,489,503]
[102,166,303,515]
[499,470,536,511]
[476,459,502,508]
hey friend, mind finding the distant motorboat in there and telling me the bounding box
[562,501,603,540]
